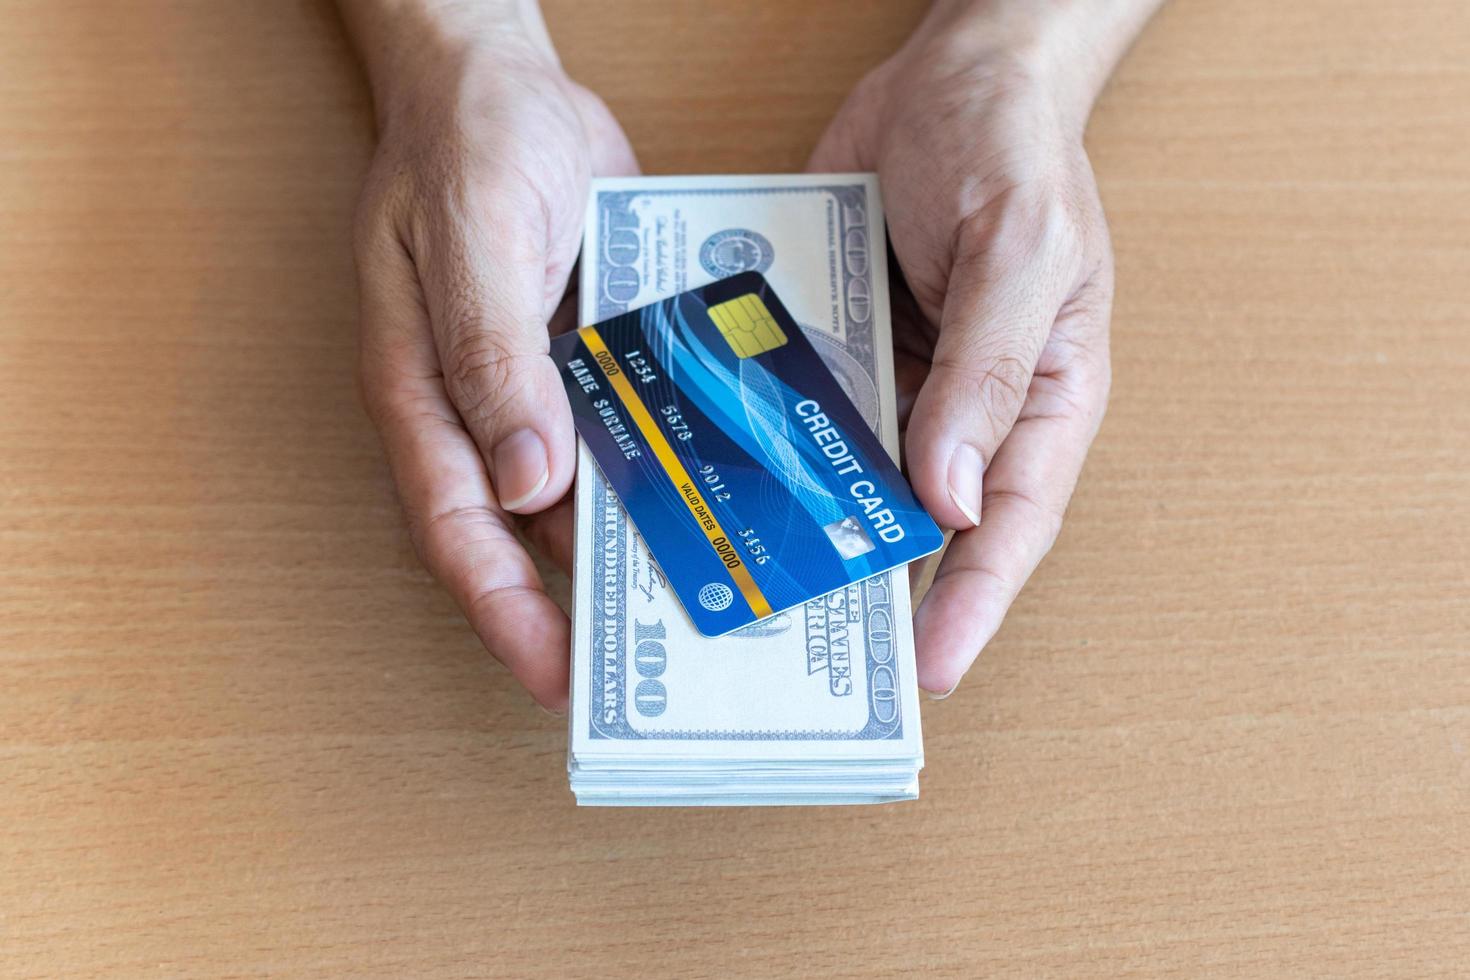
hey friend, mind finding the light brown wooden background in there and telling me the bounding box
[2,1,1467,976]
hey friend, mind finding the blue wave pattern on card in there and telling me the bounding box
[554,271,943,637]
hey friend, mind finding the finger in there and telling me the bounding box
[912,353,1109,696]
[415,184,575,517]
[357,222,570,710]
[520,490,575,577]
[905,197,1087,532]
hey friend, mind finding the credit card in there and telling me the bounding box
[551,271,943,636]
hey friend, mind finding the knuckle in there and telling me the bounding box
[978,351,1033,407]
[464,582,541,638]
[935,348,1034,429]
[416,503,483,554]
[972,354,1033,428]
[936,559,1012,607]
[440,330,537,426]
[953,180,1095,283]
[950,204,1004,270]
[412,504,513,577]
[443,329,511,392]
[1046,341,1112,425]
[368,384,433,437]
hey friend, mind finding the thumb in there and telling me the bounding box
[417,196,575,515]
[905,205,1080,529]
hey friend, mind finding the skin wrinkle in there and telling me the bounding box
[417,503,513,558]
[929,353,1034,438]
[442,347,543,433]
[1037,306,1108,386]
[465,584,560,639]
[1021,373,1098,429]
[428,526,551,611]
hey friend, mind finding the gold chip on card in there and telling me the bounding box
[706,293,788,358]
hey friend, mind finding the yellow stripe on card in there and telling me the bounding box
[576,324,774,620]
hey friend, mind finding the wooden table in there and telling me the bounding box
[3,2,1467,975]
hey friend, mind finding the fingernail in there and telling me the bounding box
[493,429,550,512]
[947,443,983,527]
[536,701,567,719]
[923,679,962,701]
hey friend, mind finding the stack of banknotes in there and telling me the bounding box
[569,174,924,805]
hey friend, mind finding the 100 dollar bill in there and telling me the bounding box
[571,175,922,763]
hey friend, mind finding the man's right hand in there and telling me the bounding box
[341,0,637,711]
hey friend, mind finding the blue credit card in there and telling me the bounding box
[551,271,943,636]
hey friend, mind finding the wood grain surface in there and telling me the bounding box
[2,1,1468,976]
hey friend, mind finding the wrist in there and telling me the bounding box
[338,0,558,130]
[918,0,1159,134]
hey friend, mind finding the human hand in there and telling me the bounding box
[810,1,1156,695]
[343,0,636,710]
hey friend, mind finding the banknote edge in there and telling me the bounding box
[573,176,923,757]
